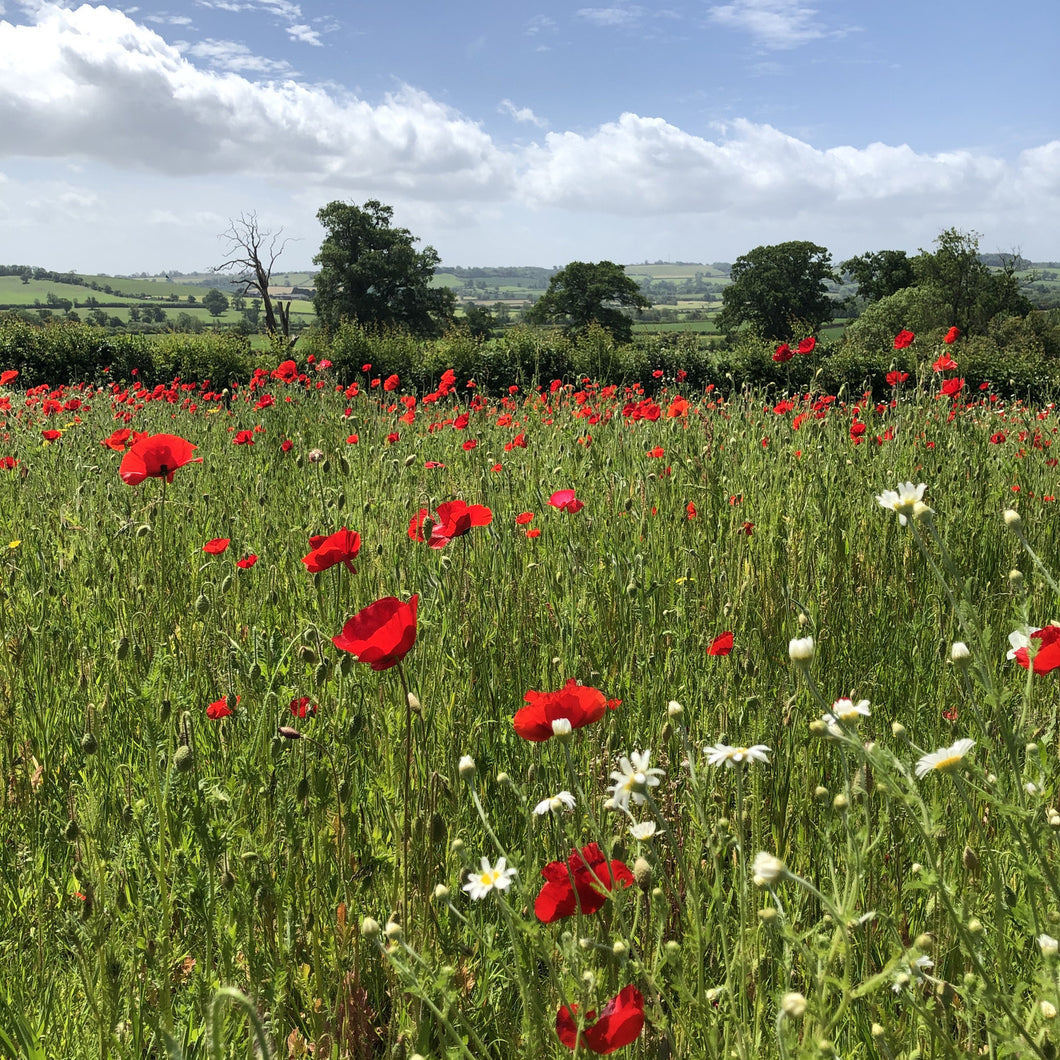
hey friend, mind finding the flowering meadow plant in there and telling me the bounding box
[4,339,1060,1058]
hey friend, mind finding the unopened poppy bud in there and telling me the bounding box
[450,836,464,855]
[278,726,301,740]
[1042,1000,1057,1020]
[634,856,652,891]
[116,636,130,661]
[64,819,80,842]
[221,870,236,890]
[314,660,330,687]
[81,732,98,755]
[967,918,984,936]
[1003,508,1023,531]
[814,785,829,802]
[195,593,211,614]
[781,992,807,1018]
[458,755,476,780]
[962,845,979,872]
[220,574,233,594]
[403,454,416,467]
[809,719,827,736]
[871,1023,885,1039]
[173,745,194,773]
[664,940,681,961]
[360,917,381,939]
[661,722,673,742]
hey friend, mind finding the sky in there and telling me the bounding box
[0,0,1058,274]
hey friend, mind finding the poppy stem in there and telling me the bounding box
[395,660,414,922]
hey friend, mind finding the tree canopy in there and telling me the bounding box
[313,200,455,336]
[525,261,651,344]
[840,250,916,305]
[715,241,838,341]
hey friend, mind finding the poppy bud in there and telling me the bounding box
[339,455,351,476]
[430,812,447,846]
[458,755,476,780]
[403,454,416,468]
[116,636,130,661]
[81,732,98,755]
[962,845,979,872]
[173,745,194,772]
[336,492,346,510]
[221,870,236,891]
[278,726,301,741]
[136,523,151,538]
[220,575,233,594]
[314,660,330,687]
[64,819,80,842]
[361,916,381,939]
[249,661,263,683]
[339,654,353,677]
[321,457,331,473]
[195,593,211,614]
[297,644,316,664]
[296,776,310,802]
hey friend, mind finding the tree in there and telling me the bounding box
[715,241,838,341]
[913,228,1031,332]
[840,250,915,305]
[462,304,495,340]
[216,212,296,344]
[202,289,230,317]
[524,261,651,344]
[313,199,455,336]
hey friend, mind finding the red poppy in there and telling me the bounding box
[384,374,400,391]
[236,555,258,569]
[0,457,17,470]
[233,430,255,445]
[425,460,446,469]
[513,679,607,742]
[289,696,318,718]
[516,512,534,525]
[119,433,199,485]
[893,330,916,350]
[385,432,399,444]
[772,344,793,363]
[932,354,958,373]
[549,489,584,514]
[272,359,299,382]
[281,439,293,452]
[886,370,910,387]
[526,528,541,538]
[207,695,239,719]
[686,502,697,519]
[940,377,964,396]
[741,521,754,535]
[101,428,147,452]
[0,370,18,386]
[1013,626,1060,675]
[647,447,664,458]
[462,439,477,451]
[708,631,734,656]
[302,527,361,573]
[797,336,816,354]
[332,595,418,671]
[944,326,960,344]
[556,985,645,1055]
[41,429,62,442]
[535,844,635,923]
[203,538,230,554]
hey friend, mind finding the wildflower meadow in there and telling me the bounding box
[4,335,1060,1059]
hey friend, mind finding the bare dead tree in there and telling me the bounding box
[215,213,298,346]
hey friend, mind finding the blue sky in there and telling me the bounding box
[0,0,1057,273]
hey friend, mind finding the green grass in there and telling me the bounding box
[1,365,1060,1057]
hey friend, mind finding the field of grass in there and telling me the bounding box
[2,346,1060,1058]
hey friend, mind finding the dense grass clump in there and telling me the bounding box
[2,345,1060,1057]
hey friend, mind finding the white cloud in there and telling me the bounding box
[286,22,321,46]
[499,98,547,127]
[145,13,193,25]
[708,0,826,50]
[577,6,645,28]
[186,38,296,75]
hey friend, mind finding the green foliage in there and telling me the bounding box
[840,249,916,305]
[841,286,949,356]
[313,199,455,336]
[201,289,230,318]
[716,241,838,341]
[525,261,652,344]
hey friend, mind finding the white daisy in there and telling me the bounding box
[751,851,786,885]
[788,636,815,663]
[876,481,926,525]
[822,698,871,735]
[462,856,517,900]
[608,750,665,810]
[628,821,658,841]
[704,742,772,769]
[915,738,975,779]
[533,790,576,816]
[1007,628,1031,659]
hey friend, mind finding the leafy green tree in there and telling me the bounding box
[462,304,495,340]
[840,250,915,304]
[202,289,230,317]
[913,228,1031,332]
[715,241,838,341]
[313,199,455,336]
[525,261,651,344]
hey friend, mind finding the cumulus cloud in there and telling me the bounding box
[286,22,321,45]
[499,99,547,127]
[708,0,827,50]
[0,3,513,196]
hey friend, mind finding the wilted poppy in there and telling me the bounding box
[1012,626,1060,675]
[549,489,584,514]
[332,595,418,671]
[302,527,361,573]
[797,336,816,354]
[119,433,199,485]
[893,330,916,350]
[513,679,607,742]
[708,631,734,656]
[556,985,645,1055]
[535,844,635,923]
[203,538,230,554]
